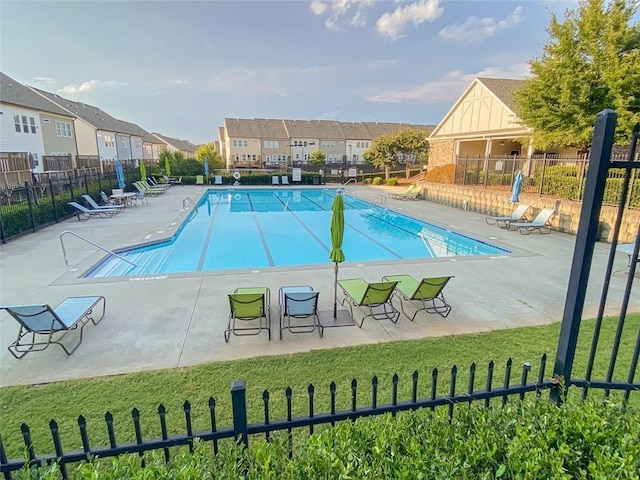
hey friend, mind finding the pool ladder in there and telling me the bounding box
[372,194,387,207]
[60,231,142,269]
[342,178,357,189]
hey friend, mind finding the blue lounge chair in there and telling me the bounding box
[68,201,119,220]
[214,175,223,186]
[225,287,271,342]
[281,175,290,185]
[486,204,530,228]
[507,208,556,234]
[338,278,399,327]
[1,296,106,358]
[279,286,322,339]
[383,274,454,320]
[272,176,280,186]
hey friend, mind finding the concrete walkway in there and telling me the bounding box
[0,184,637,387]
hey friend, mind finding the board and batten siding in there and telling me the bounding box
[97,129,118,161]
[39,113,78,157]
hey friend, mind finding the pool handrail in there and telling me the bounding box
[60,230,142,268]
[182,197,197,210]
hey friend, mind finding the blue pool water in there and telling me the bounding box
[85,188,510,277]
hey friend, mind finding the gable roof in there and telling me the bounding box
[31,87,128,133]
[225,118,266,138]
[0,72,73,117]
[152,133,198,153]
[429,77,524,138]
[476,77,523,112]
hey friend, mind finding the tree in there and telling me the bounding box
[308,149,326,165]
[514,0,640,152]
[195,143,224,169]
[363,128,430,179]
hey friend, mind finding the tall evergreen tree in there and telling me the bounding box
[514,0,640,151]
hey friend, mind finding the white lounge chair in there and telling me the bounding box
[68,202,119,220]
[272,176,280,186]
[507,208,556,235]
[281,175,290,185]
[82,194,124,213]
[214,175,223,186]
[486,204,530,228]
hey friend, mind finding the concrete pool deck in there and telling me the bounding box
[0,184,637,387]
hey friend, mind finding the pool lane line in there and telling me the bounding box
[272,193,330,253]
[253,215,275,266]
[343,216,404,259]
[196,194,221,271]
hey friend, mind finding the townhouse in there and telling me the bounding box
[151,133,198,158]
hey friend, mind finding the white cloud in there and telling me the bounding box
[376,0,444,40]
[438,6,524,44]
[314,110,340,120]
[366,64,529,104]
[30,76,57,87]
[312,0,375,31]
[310,1,327,15]
[170,79,192,85]
[58,80,127,95]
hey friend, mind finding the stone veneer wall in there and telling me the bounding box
[428,140,455,169]
[418,182,639,243]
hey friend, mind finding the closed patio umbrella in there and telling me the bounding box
[115,160,125,189]
[204,158,209,178]
[165,158,171,176]
[139,161,146,182]
[330,192,345,318]
[510,170,523,203]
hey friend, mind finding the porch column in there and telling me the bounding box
[454,140,461,163]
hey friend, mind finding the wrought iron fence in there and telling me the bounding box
[454,152,640,207]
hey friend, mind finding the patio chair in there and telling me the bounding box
[134,181,164,196]
[82,194,124,213]
[225,287,271,342]
[68,201,119,220]
[163,175,177,185]
[1,295,106,359]
[279,286,322,339]
[142,179,169,191]
[135,189,149,205]
[485,204,530,228]
[173,176,183,185]
[615,243,639,273]
[507,208,556,235]
[214,175,223,186]
[196,175,205,185]
[281,175,290,185]
[100,191,119,207]
[382,274,454,320]
[389,185,422,200]
[272,176,280,186]
[337,278,399,327]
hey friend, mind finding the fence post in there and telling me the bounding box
[231,380,248,448]
[69,175,74,202]
[539,154,547,196]
[25,182,36,233]
[0,208,6,243]
[49,177,58,223]
[84,171,89,196]
[551,109,617,404]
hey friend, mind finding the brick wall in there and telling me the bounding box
[418,182,639,243]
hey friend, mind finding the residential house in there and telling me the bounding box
[0,72,78,173]
[152,133,198,158]
[340,121,374,164]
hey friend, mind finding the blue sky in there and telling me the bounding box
[1,0,578,145]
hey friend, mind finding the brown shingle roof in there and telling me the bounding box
[476,78,524,112]
[152,133,198,153]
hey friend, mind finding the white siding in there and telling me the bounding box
[97,129,118,161]
[0,103,45,172]
[130,135,144,159]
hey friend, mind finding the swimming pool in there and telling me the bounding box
[85,188,510,277]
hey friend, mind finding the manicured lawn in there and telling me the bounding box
[0,314,637,459]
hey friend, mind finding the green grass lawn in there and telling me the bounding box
[0,314,637,460]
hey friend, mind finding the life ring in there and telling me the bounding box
[234,194,241,201]
[233,172,241,180]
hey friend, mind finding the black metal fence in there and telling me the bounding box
[0,112,638,478]
[454,152,640,207]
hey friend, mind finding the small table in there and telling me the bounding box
[110,192,137,207]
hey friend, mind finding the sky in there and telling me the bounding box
[1,0,581,145]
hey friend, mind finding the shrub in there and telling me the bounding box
[362,178,372,184]
[372,177,383,185]
[19,396,639,479]
[386,177,398,186]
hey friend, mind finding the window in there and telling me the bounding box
[232,140,237,147]
[55,121,73,138]
[13,115,20,132]
[22,116,29,133]
[263,140,279,149]
[103,135,115,147]
[243,140,248,147]
[14,115,37,134]
[29,117,36,133]
[321,141,335,149]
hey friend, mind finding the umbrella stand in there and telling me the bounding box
[333,262,339,318]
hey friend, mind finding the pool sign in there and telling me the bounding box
[348,167,357,177]
[292,168,302,182]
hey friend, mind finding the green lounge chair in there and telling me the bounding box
[383,275,453,320]
[507,208,556,235]
[225,287,271,342]
[337,278,399,327]
[389,185,419,200]
[133,181,164,196]
[196,175,205,185]
[141,179,168,192]
[1,295,106,358]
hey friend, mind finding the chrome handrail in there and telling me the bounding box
[342,178,357,188]
[372,194,387,206]
[60,231,140,268]
[182,197,197,209]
